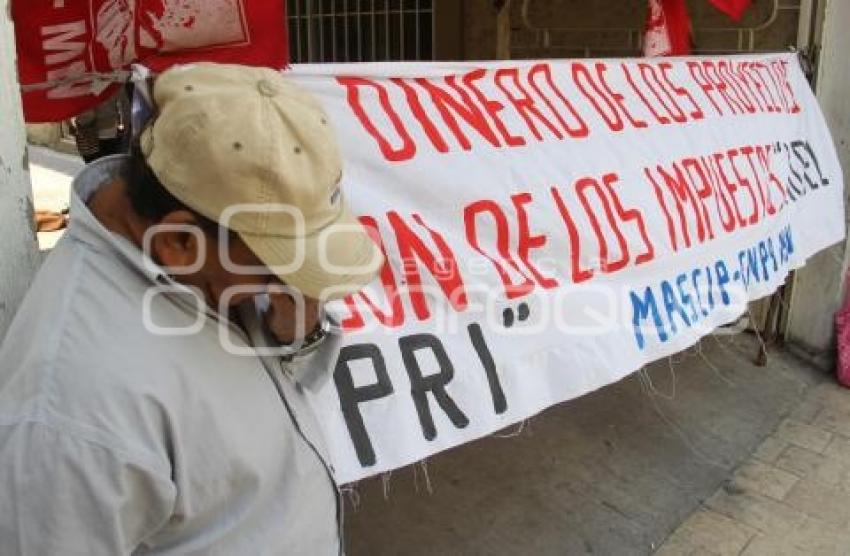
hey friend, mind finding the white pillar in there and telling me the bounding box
[785,0,850,359]
[0,0,39,340]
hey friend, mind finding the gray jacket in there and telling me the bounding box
[0,156,341,555]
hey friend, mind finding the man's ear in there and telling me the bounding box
[149,210,207,271]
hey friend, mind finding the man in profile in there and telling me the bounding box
[0,63,382,554]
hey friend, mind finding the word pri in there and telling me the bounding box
[333,323,506,467]
[630,225,795,350]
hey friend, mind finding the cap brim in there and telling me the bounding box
[239,207,384,300]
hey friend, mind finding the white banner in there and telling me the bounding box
[288,53,844,484]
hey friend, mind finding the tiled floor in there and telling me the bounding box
[656,381,850,555]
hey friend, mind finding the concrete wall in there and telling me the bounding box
[0,0,39,340]
[785,0,850,357]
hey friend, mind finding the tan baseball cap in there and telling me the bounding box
[140,62,383,300]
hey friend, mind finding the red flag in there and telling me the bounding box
[13,1,288,123]
[708,0,752,21]
[643,0,692,57]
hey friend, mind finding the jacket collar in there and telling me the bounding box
[67,154,167,285]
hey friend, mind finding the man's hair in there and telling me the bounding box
[124,139,229,236]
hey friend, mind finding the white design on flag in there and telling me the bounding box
[96,0,136,69]
[148,0,248,53]
[94,0,249,71]
[644,0,672,57]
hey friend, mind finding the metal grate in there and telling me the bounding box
[287,0,435,63]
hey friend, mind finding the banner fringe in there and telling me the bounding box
[493,419,530,439]
[381,471,393,500]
